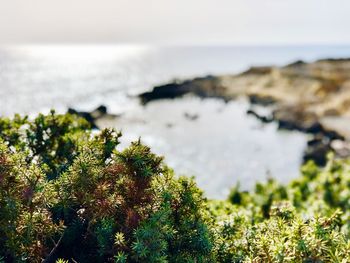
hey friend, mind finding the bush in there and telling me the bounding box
[0,112,213,262]
[0,111,349,262]
[216,156,350,262]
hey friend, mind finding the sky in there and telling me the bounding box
[0,0,349,45]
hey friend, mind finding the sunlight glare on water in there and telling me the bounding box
[10,44,152,62]
[1,45,350,198]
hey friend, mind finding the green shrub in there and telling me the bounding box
[221,157,350,262]
[0,111,349,262]
[213,202,350,262]
[0,112,214,262]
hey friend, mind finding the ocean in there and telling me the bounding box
[1,45,350,198]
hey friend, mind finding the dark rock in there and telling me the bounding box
[139,76,227,104]
[68,108,96,128]
[302,135,349,166]
[273,106,321,133]
[322,130,344,141]
[307,136,329,147]
[94,105,107,115]
[304,122,324,134]
[246,109,273,123]
[68,105,111,129]
[139,82,191,104]
[303,137,332,166]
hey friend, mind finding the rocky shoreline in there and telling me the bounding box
[139,58,350,165]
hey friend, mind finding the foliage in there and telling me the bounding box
[213,201,350,262]
[215,157,350,262]
[0,111,349,262]
[0,112,213,262]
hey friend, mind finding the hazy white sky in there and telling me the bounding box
[0,0,349,45]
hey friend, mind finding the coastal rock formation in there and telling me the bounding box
[139,76,227,104]
[140,59,350,118]
[68,105,119,129]
[139,58,350,164]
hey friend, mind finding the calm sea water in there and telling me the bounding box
[1,45,350,198]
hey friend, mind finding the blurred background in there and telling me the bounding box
[0,0,349,198]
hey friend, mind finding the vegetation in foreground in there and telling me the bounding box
[0,111,349,262]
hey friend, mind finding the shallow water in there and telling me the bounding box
[116,97,307,198]
[1,45,350,198]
